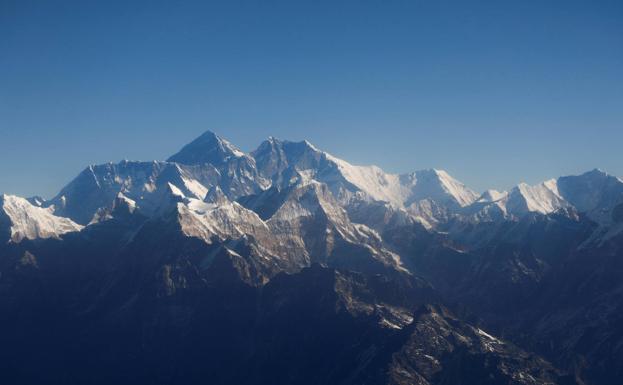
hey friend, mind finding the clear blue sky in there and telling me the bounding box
[1,0,622,198]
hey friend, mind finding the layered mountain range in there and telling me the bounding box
[1,131,622,384]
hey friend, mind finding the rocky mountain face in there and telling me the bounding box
[1,130,622,384]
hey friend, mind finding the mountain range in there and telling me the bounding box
[1,131,622,385]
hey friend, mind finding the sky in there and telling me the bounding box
[1,0,622,198]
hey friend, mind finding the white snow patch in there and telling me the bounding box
[181,176,209,200]
[324,153,411,206]
[515,179,567,214]
[167,183,187,199]
[1,194,83,243]
[433,169,479,207]
[478,189,508,203]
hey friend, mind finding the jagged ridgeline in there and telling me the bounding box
[1,131,622,384]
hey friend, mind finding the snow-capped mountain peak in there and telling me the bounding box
[16,131,622,243]
[505,179,568,215]
[167,130,247,166]
[0,194,83,243]
[478,189,508,203]
[428,168,479,207]
[403,168,479,209]
[252,135,479,211]
[556,168,623,224]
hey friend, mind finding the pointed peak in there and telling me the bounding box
[167,130,246,166]
[514,178,558,192]
[197,130,220,139]
[254,136,323,154]
[254,136,283,152]
[415,168,445,179]
[411,168,478,207]
[582,168,609,178]
[287,139,326,158]
[414,168,458,185]
[192,130,230,146]
[508,179,568,214]
[559,168,613,184]
[192,130,239,149]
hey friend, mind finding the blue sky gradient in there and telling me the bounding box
[1,0,622,198]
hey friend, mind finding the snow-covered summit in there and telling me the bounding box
[17,130,622,238]
[506,179,568,215]
[252,137,477,212]
[252,137,327,180]
[462,170,623,226]
[404,169,479,208]
[1,194,83,243]
[557,168,623,224]
[478,189,508,203]
[49,161,219,224]
[167,130,247,166]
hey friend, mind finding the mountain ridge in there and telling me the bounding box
[5,130,619,239]
[1,129,622,384]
